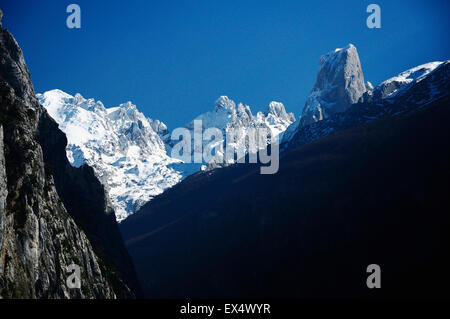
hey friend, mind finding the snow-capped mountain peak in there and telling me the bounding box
[38,90,184,221]
[265,101,295,122]
[373,61,444,100]
[214,95,236,113]
[38,90,295,221]
[187,96,295,139]
[282,58,449,151]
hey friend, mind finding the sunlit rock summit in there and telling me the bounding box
[300,44,369,127]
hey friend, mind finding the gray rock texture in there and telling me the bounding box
[0,11,136,298]
[283,61,449,152]
[300,44,367,127]
[0,125,6,276]
[38,111,141,297]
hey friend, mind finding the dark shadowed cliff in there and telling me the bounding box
[0,9,138,298]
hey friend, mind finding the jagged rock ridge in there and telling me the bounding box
[282,43,448,151]
[300,44,369,127]
[38,92,295,221]
[182,96,295,170]
[37,90,192,221]
[283,59,448,151]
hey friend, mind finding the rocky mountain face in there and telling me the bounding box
[38,90,188,222]
[0,126,6,265]
[282,44,449,151]
[188,96,295,140]
[37,111,141,297]
[283,60,448,151]
[39,92,295,221]
[371,61,444,101]
[0,11,136,298]
[300,44,369,127]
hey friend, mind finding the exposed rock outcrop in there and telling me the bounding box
[283,60,449,151]
[0,125,7,276]
[300,44,367,127]
[38,90,184,221]
[38,91,296,220]
[0,9,136,298]
[38,111,141,297]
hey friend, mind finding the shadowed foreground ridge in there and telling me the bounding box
[121,64,450,298]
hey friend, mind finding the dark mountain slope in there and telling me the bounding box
[121,95,450,298]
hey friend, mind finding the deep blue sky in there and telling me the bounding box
[2,0,449,128]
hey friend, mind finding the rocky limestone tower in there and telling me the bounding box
[300,44,369,127]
